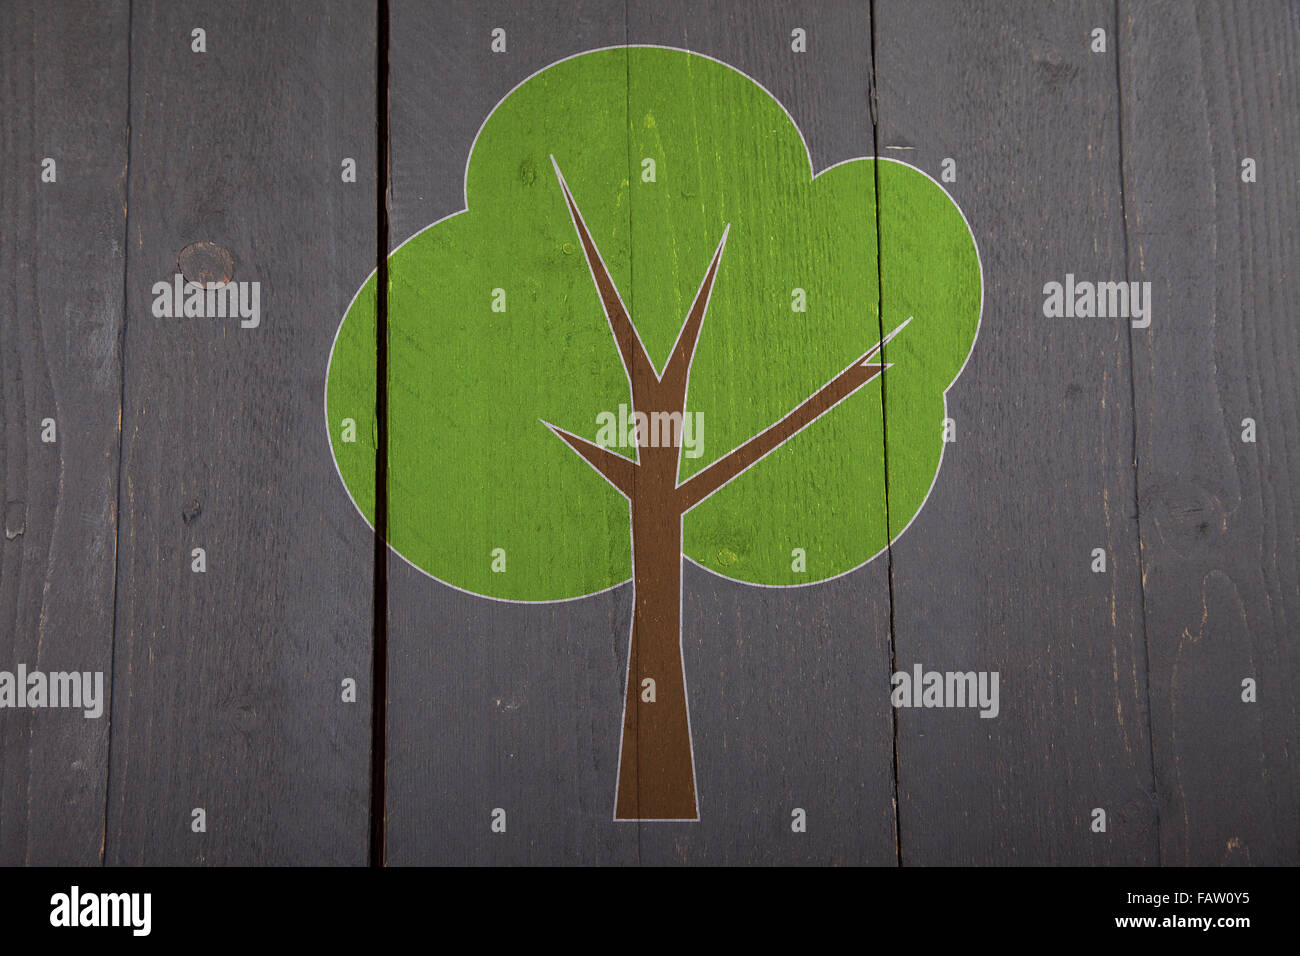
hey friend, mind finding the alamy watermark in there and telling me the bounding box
[1043,273,1151,328]
[595,403,704,458]
[50,886,151,936]
[151,273,261,328]
[0,664,104,718]
[891,664,999,718]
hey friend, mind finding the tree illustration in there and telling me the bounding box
[327,47,981,821]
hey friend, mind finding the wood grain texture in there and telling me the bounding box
[626,0,896,865]
[0,0,1294,868]
[1118,0,1300,865]
[103,0,375,864]
[383,0,896,864]
[873,0,1159,864]
[0,0,128,866]
[385,0,639,865]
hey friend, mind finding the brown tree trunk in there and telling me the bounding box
[614,442,697,820]
[547,166,894,822]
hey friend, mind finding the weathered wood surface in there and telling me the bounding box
[625,0,896,866]
[384,0,641,867]
[0,0,1294,865]
[1118,0,1300,865]
[382,0,896,865]
[873,0,1158,864]
[101,0,376,864]
[0,0,128,866]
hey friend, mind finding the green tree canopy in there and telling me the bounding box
[327,47,980,601]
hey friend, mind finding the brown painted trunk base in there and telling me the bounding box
[614,470,697,820]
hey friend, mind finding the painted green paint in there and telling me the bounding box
[326,47,980,600]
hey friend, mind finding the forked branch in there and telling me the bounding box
[658,224,731,403]
[551,156,658,400]
[544,166,913,519]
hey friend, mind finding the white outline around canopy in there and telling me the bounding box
[323,44,985,606]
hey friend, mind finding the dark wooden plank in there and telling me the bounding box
[4,0,1286,872]
[625,0,897,865]
[384,0,637,866]
[874,0,1158,863]
[1118,0,1300,865]
[382,0,894,865]
[0,0,128,866]
[104,0,375,864]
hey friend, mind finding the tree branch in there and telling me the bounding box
[541,420,637,498]
[658,224,730,403]
[676,341,903,518]
[676,358,889,512]
[551,156,658,399]
[677,318,911,511]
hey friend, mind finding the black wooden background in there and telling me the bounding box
[1,0,1295,865]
